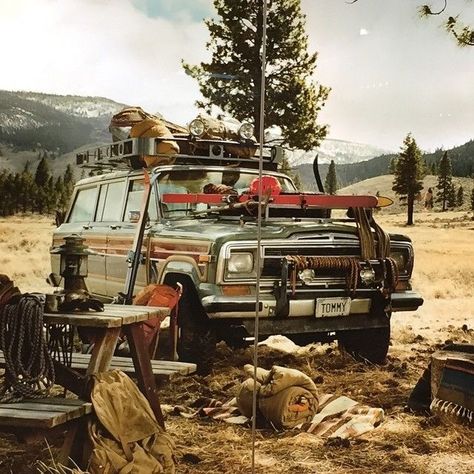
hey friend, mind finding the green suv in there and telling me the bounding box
[52,133,423,369]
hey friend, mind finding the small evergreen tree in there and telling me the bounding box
[436,151,453,211]
[34,157,50,188]
[447,183,457,208]
[325,160,338,195]
[392,133,425,225]
[471,187,474,211]
[457,185,464,207]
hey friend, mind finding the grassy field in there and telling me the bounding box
[0,211,472,473]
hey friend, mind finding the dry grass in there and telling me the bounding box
[0,212,473,473]
[0,214,53,293]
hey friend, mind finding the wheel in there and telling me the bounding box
[178,322,216,375]
[162,274,217,374]
[338,325,390,364]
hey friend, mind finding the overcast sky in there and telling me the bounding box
[1,0,473,151]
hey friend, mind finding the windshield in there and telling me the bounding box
[156,168,296,218]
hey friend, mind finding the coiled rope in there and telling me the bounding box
[286,256,361,296]
[0,294,55,401]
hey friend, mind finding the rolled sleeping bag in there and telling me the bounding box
[236,378,261,419]
[240,365,319,429]
[259,385,319,429]
[130,118,179,167]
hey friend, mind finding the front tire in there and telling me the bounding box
[178,322,216,375]
[338,325,390,364]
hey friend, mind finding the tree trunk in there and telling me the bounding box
[407,195,414,225]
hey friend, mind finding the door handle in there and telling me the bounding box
[82,225,91,230]
[110,224,121,230]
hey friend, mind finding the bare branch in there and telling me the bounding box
[419,0,447,17]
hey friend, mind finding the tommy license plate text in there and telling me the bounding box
[315,297,351,318]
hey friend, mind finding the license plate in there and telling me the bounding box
[315,297,351,318]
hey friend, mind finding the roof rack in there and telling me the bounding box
[76,137,279,171]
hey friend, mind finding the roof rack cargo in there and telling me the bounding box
[76,137,282,171]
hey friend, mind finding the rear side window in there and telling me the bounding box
[124,180,158,222]
[100,181,126,222]
[68,187,98,223]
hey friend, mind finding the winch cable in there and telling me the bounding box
[354,207,399,292]
[286,256,361,297]
[251,0,267,471]
[0,294,55,401]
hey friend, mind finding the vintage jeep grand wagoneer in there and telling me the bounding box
[52,119,423,370]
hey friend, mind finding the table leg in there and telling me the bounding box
[86,327,122,375]
[124,323,165,429]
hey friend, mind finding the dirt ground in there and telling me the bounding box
[0,211,473,473]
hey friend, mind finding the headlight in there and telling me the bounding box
[189,118,205,137]
[238,122,254,140]
[228,252,254,274]
[391,249,409,272]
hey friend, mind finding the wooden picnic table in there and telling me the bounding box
[44,304,170,428]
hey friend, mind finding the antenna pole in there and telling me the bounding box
[251,1,267,472]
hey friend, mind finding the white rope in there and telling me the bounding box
[251,1,267,471]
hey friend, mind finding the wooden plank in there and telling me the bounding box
[0,351,196,376]
[44,313,123,328]
[0,409,65,429]
[42,305,169,328]
[0,400,92,429]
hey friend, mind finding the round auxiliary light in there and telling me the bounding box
[239,122,254,140]
[189,118,206,137]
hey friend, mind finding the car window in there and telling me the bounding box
[101,181,125,222]
[124,179,158,222]
[157,169,296,217]
[95,184,107,222]
[68,187,98,223]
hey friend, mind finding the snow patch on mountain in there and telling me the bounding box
[17,92,126,118]
[288,139,393,166]
[0,108,43,131]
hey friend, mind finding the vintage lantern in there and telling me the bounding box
[50,235,103,312]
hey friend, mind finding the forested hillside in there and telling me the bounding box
[295,140,474,191]
[0,90,125,153]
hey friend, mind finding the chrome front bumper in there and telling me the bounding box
[202,291,423,319]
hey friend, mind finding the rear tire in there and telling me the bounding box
[338,325,390,364]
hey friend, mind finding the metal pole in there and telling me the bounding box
[251,0,267,471]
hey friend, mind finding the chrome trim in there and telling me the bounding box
[202,295,372,319]
[216,238,413,284]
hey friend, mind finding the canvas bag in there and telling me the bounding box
[88,370,175,474]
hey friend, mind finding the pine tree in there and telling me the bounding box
[435,151,453,211]
[183,0,330,150]
[457,185,464,207]
[34,157,50,188]
[325,160,338,195]
[19,163,36,213]
[392,133,425,225]
[447,183,457,208]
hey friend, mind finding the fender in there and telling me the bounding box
[157,255,204,288]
